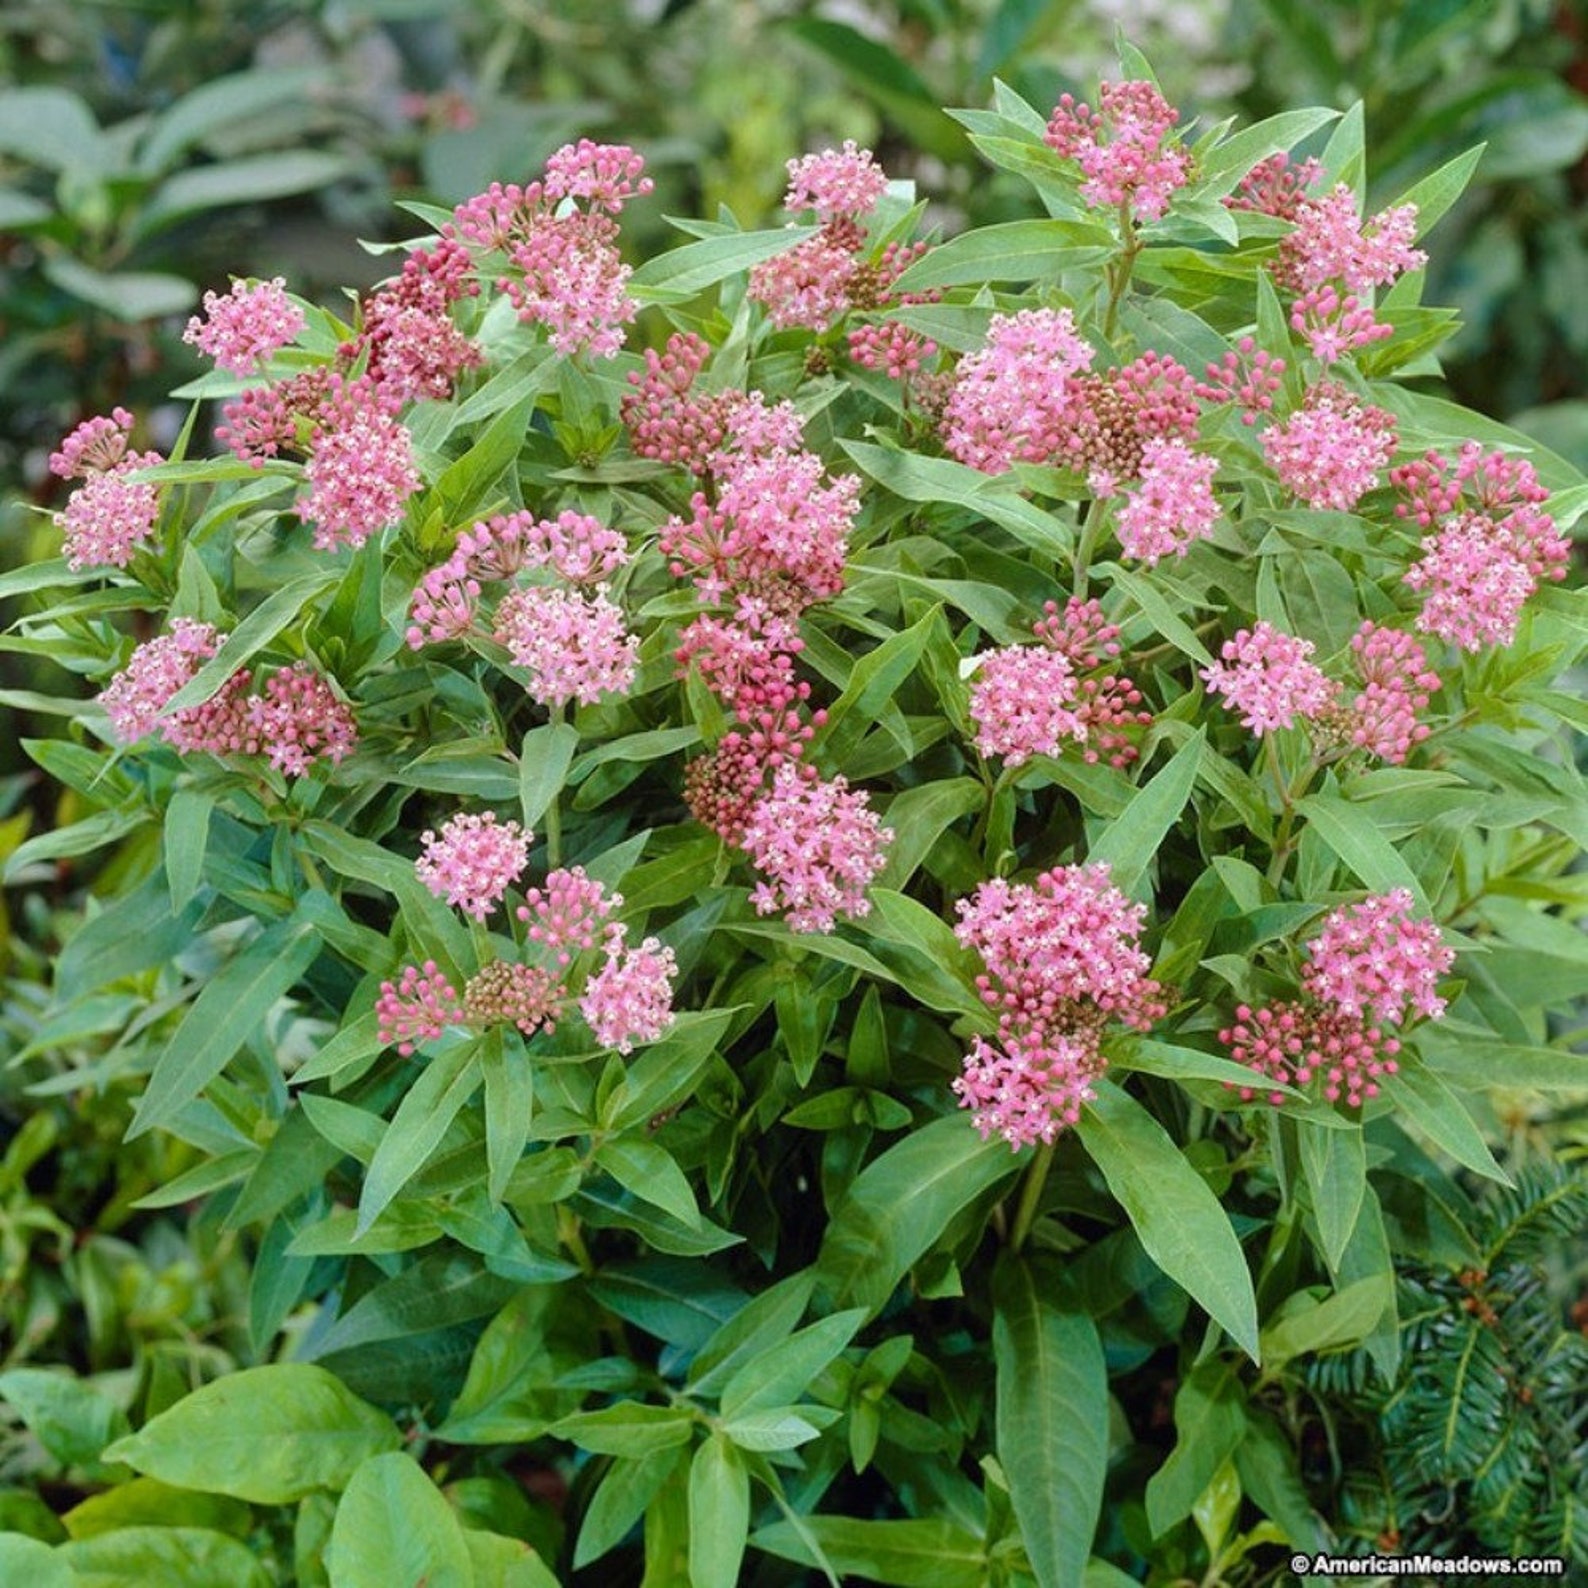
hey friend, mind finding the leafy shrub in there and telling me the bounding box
[3,41,1586,1587]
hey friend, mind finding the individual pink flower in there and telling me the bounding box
[1301,889,1454,1025]
[741,763,892,934]
[783,141,888,220]
[941,308,1095,473]
[1202,623,1337,735]
[1044,80,1192,221]
[492,586,638,708]
[242,664,358,777]
[58,467,162,569]
[462,961,563,1037]
[1335,622,1441,763]
[99,620,223,744]
[183,278,305,375]
[377,961,464,1055]
[415,811,531,920]
[1220,1000,1400,1108]
[1290,283,1393,365]
[953,1028,1106,1148]
[1262,384,1397,512]
[517,867,620,966]
[579,926,678,1053]
[968,645,1084,766]
[295,391,420,552]
[1114,437,1221,564]
[955,862,1166,1035]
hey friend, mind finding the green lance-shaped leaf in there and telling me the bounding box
[814,1115,1022,1315]
[129,910,320,1139]
[1295,793,1427,906]
[1076,1082,1259,1360]
[752,1515,988,1587]
[629,226,817,301]
[102,1364,400,1504]
[889,218,1113,292]
[327,1451,473,1588]
[993,1257,1108,1588]
[1087,729,1204,897]
[688,1434,751,1588]
[1298,1117,1366,1270]
[60,1527,272,1588]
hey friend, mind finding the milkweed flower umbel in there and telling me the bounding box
[1202,623,1337,736]
[183,277,305,375]
[579,927,678,1053]
[1301,889,1454,1026]
[1044,79,1191,221]
[416,812,531,920]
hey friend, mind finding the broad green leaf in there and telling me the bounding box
[1296,794,1426,906]
[518,721,579,830]
[890,219,1111,292]
[328,1452,472,1588]
[307,1250,519,1357]
[164,788,213,911]
[1299,1119,1366,1271]
[356,1040,483,1235]
[129,912,320,1138]
[139,67,330,172]
[1398,145,1486,239]
[719,1309,866,1419]
[629,227,817,300]
[1113,1036,1303,1100]
[436,1288,581,1444]
[753,1516,986,1587]
[719,1408,827,1450]
[1195,107,1340,196]
[3,809,152,881]
[42,257,198,320]
[552,1404,695,1458]
[688,1435,750,1588]
[1087,730,1204,896]
[0,1535,70,1588]
[0,86,105,171]
[1100,563,1214,665]
[0,1370,129,1468]
[138,151,351,238]
[464,1530,561,1588]
[1260,1278,1390,1367]
[815,606,943,759]
[1076,1083,1259,1360]
[604,1008,735,1132]
[60,1477,251,1541]
[814,1115,1021,1315]
[1382,1067,1509,1183]
[1144,1363,1246,1538]
[993,1259,1107,1588]
[102,1365,398,1503]
[1419,1030,1588,1092]
[484,1032,534,1204]
[60,1526,271,1588]
[595,1138,701,1228]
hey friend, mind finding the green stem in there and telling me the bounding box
[556,1203,594,1275]
[544,704,566,868]
[1101,198,1141,341]
[1071,497,1104,599]
[1008,1141,1057,1254]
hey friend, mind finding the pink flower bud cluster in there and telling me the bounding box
[1035,598,1154,767]
[1395,444,1569,651]
[952,862,1167,1148]
[216,367,337,465]
[350,238,481,403]
[100,626,356,776]
[383,847,676,1054]
[1224,153,1322,222]
[1114,436,1221,565]
[621,332,734,472]
[416,811,532,919]
[1291,283,1394,365]
[49,410,164,570]
[1202,622,1337,736]
[1197,338,1286,425]
[447,141,651,358]
[183,278,305,375]
[741,762,893,935]
[1262,382,1397,512]
[1221,891,1451,1109]
[294,380,421,552]
[1331,622,1442,763]
[1043,79,1192,221]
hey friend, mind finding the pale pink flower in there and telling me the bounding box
[406,556,481,648]
[183,277,304,375]
[953,1028,1106,1149]
[1115,437,1220,564]
[56,461,163,569]
[296,394,420,552]
[1302,889,1454,1025]
[941,308,1095,474]
[1280,183,1426,294]
[50,408,137,478]
[502,211,637,358]
[376,961,464,1055]
[1202,622,1337,735]
[462,961,564,1037]
[741,763,892,934]
[493,585,638,708]
[1338,622,1441,763]
[517,867,620,966]
[783,141,888,220]
[415,811,530,920]
[579,927,677,1053]
[1220,1000,1400,1108]
[1262,384,1397,512]
[99,620,223,744]
[1403,513,1538,651]
[1290,284,1393,365]
[242,664,358,777]
[968,645,1084,766]
[1044,80,1191,221]
[543,139,653,214]
[748,230,859,331]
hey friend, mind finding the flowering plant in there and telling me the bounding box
[5,48,1585,1586]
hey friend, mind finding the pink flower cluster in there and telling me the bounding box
[1225,153,1322,223]
[1197,338,1286,425]
[741,762,893,934]
[183,278,305,375]
[448,141,651,357]
[381,845,677,1054]
[783,141,889,220]
[1221,890,1451,1108]
[1395,444,1569,650]
[294,381,421,552]
[1043,79,1191,221]
[1262,383,1397,512]
[1034,598,1153,767]
[50,409,164,570]
[493,586,638,709]
[1202,622,1337,736]
[350,237,481,402]
[1114,436,1221,564]
[952,863,1167,1148]
[621,332,733,473]
[415,811,531,919]
[99,625,355,776]
[1334,622,1441,763]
